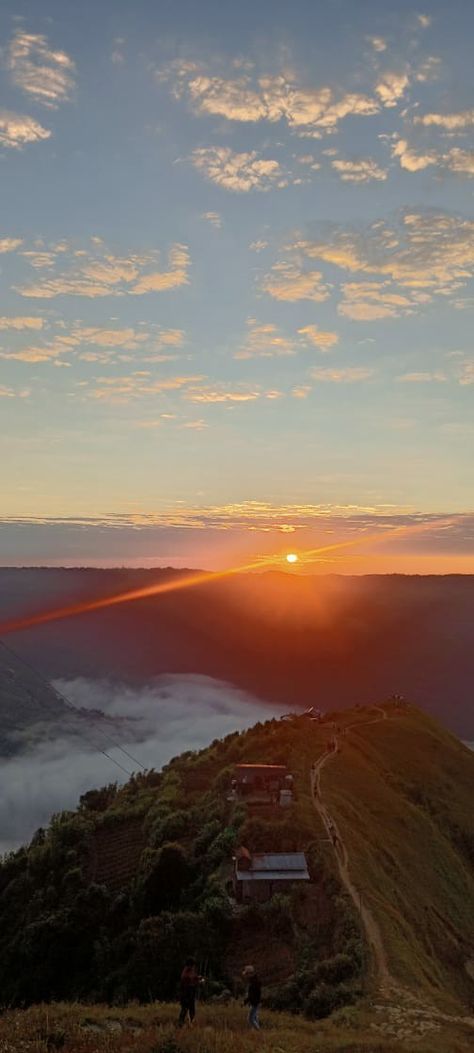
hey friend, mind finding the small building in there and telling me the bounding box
[233,847,310,903]
[231,763,292,800]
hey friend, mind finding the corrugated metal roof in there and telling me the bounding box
[234,851,309,882]
[251,852,307,872]
[235,869,309,882]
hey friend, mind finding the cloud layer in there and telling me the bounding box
[0,675,280,854]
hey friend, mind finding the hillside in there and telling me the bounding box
[0,700,473,1027]
[1,568,474,737]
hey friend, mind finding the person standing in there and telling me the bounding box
[242,965,262,1030]
[177,958,202,1027]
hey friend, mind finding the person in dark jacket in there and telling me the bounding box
[242,965,262,1030]
[177,958,202,1027]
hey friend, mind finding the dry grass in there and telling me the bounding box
[0,1001,473,1053]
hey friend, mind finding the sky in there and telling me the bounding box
[0,0,473,571]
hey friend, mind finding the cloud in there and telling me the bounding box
[338,281,421,320]
[262,260,330,302]
[0,316,43,330]
[293,209,474,299]
[391,138,437,172]
[297,324,339,350]
[236,320,296,359]
[0,110,51,149]
[89,373,202,402]
[0,384,30,398]
[163,62,380,135]
[311,366,373,383]
[375,71,409,107]
[0,323,185,365]
[183,385,262,403]
[249,239,268,252]
[15,241,190,299]
[397,371,446,382]
[201,211,222,228]
[331,157,387,182]
[368,36,387,52]
[8,31,75,108]
[414,109,474,131]
[458,360,474,386]
[191,146,286,191]
[0,675,278,853]
[0,237,23,253]
[392,138,474,177]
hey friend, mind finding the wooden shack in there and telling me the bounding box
[233,847,309,902]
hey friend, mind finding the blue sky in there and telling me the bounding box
[0,0,473,569]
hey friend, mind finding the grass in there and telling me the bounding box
[322,708,474,1009]
[0,1001,473,1053]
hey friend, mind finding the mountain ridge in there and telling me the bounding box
[0,697,472,1021]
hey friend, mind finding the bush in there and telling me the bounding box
[304,980,355,1019]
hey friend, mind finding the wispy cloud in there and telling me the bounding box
[201,210,222,228]
[235,320,296,359]
[297,324,339,350]
[89,373,203,403]
[162,61,380,135]
[292,209,474,300]
[183,384,281,403]
[392,138,474,177]
[338,281,423,320]
[397,371,446,383]
[262,260,330,302]
[0,316,44,330]
[15,240,190,299]
[367,36,387,53]
[0,323,185,364]
[374,71,409,107]
[414,109,474,131]
[311,366,374,383]
[0,111,50,149]
[0,237,23,253]
[8,31,75,109]
[0,384,30,398]
[331,157,387,182]
[192,146,286,191]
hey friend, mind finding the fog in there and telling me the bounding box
[0,675,283,855]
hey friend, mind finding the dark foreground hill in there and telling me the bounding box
[0,699,472,1024]
[1,568,474,736]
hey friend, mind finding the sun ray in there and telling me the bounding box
[0,515,459,637]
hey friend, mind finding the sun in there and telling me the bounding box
[286,553,298,564]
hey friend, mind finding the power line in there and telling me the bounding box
[0,638,147,778]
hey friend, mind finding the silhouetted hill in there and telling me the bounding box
[0,568,473,736]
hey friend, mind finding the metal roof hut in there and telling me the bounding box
[233,847,309,902]
[232,764,292,802]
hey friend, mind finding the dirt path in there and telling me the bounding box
[310,708,392,986]
[309,706,474,1034]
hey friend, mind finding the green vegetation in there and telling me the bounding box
[0,702,473,1024]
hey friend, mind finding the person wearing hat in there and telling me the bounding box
[242,965,262,1030]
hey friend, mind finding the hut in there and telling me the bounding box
[233,847,309,903]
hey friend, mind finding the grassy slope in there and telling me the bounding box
[1,1001,473,1053]
[322,706,474,1008]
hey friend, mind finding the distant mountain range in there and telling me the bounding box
[0,568,473,737]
